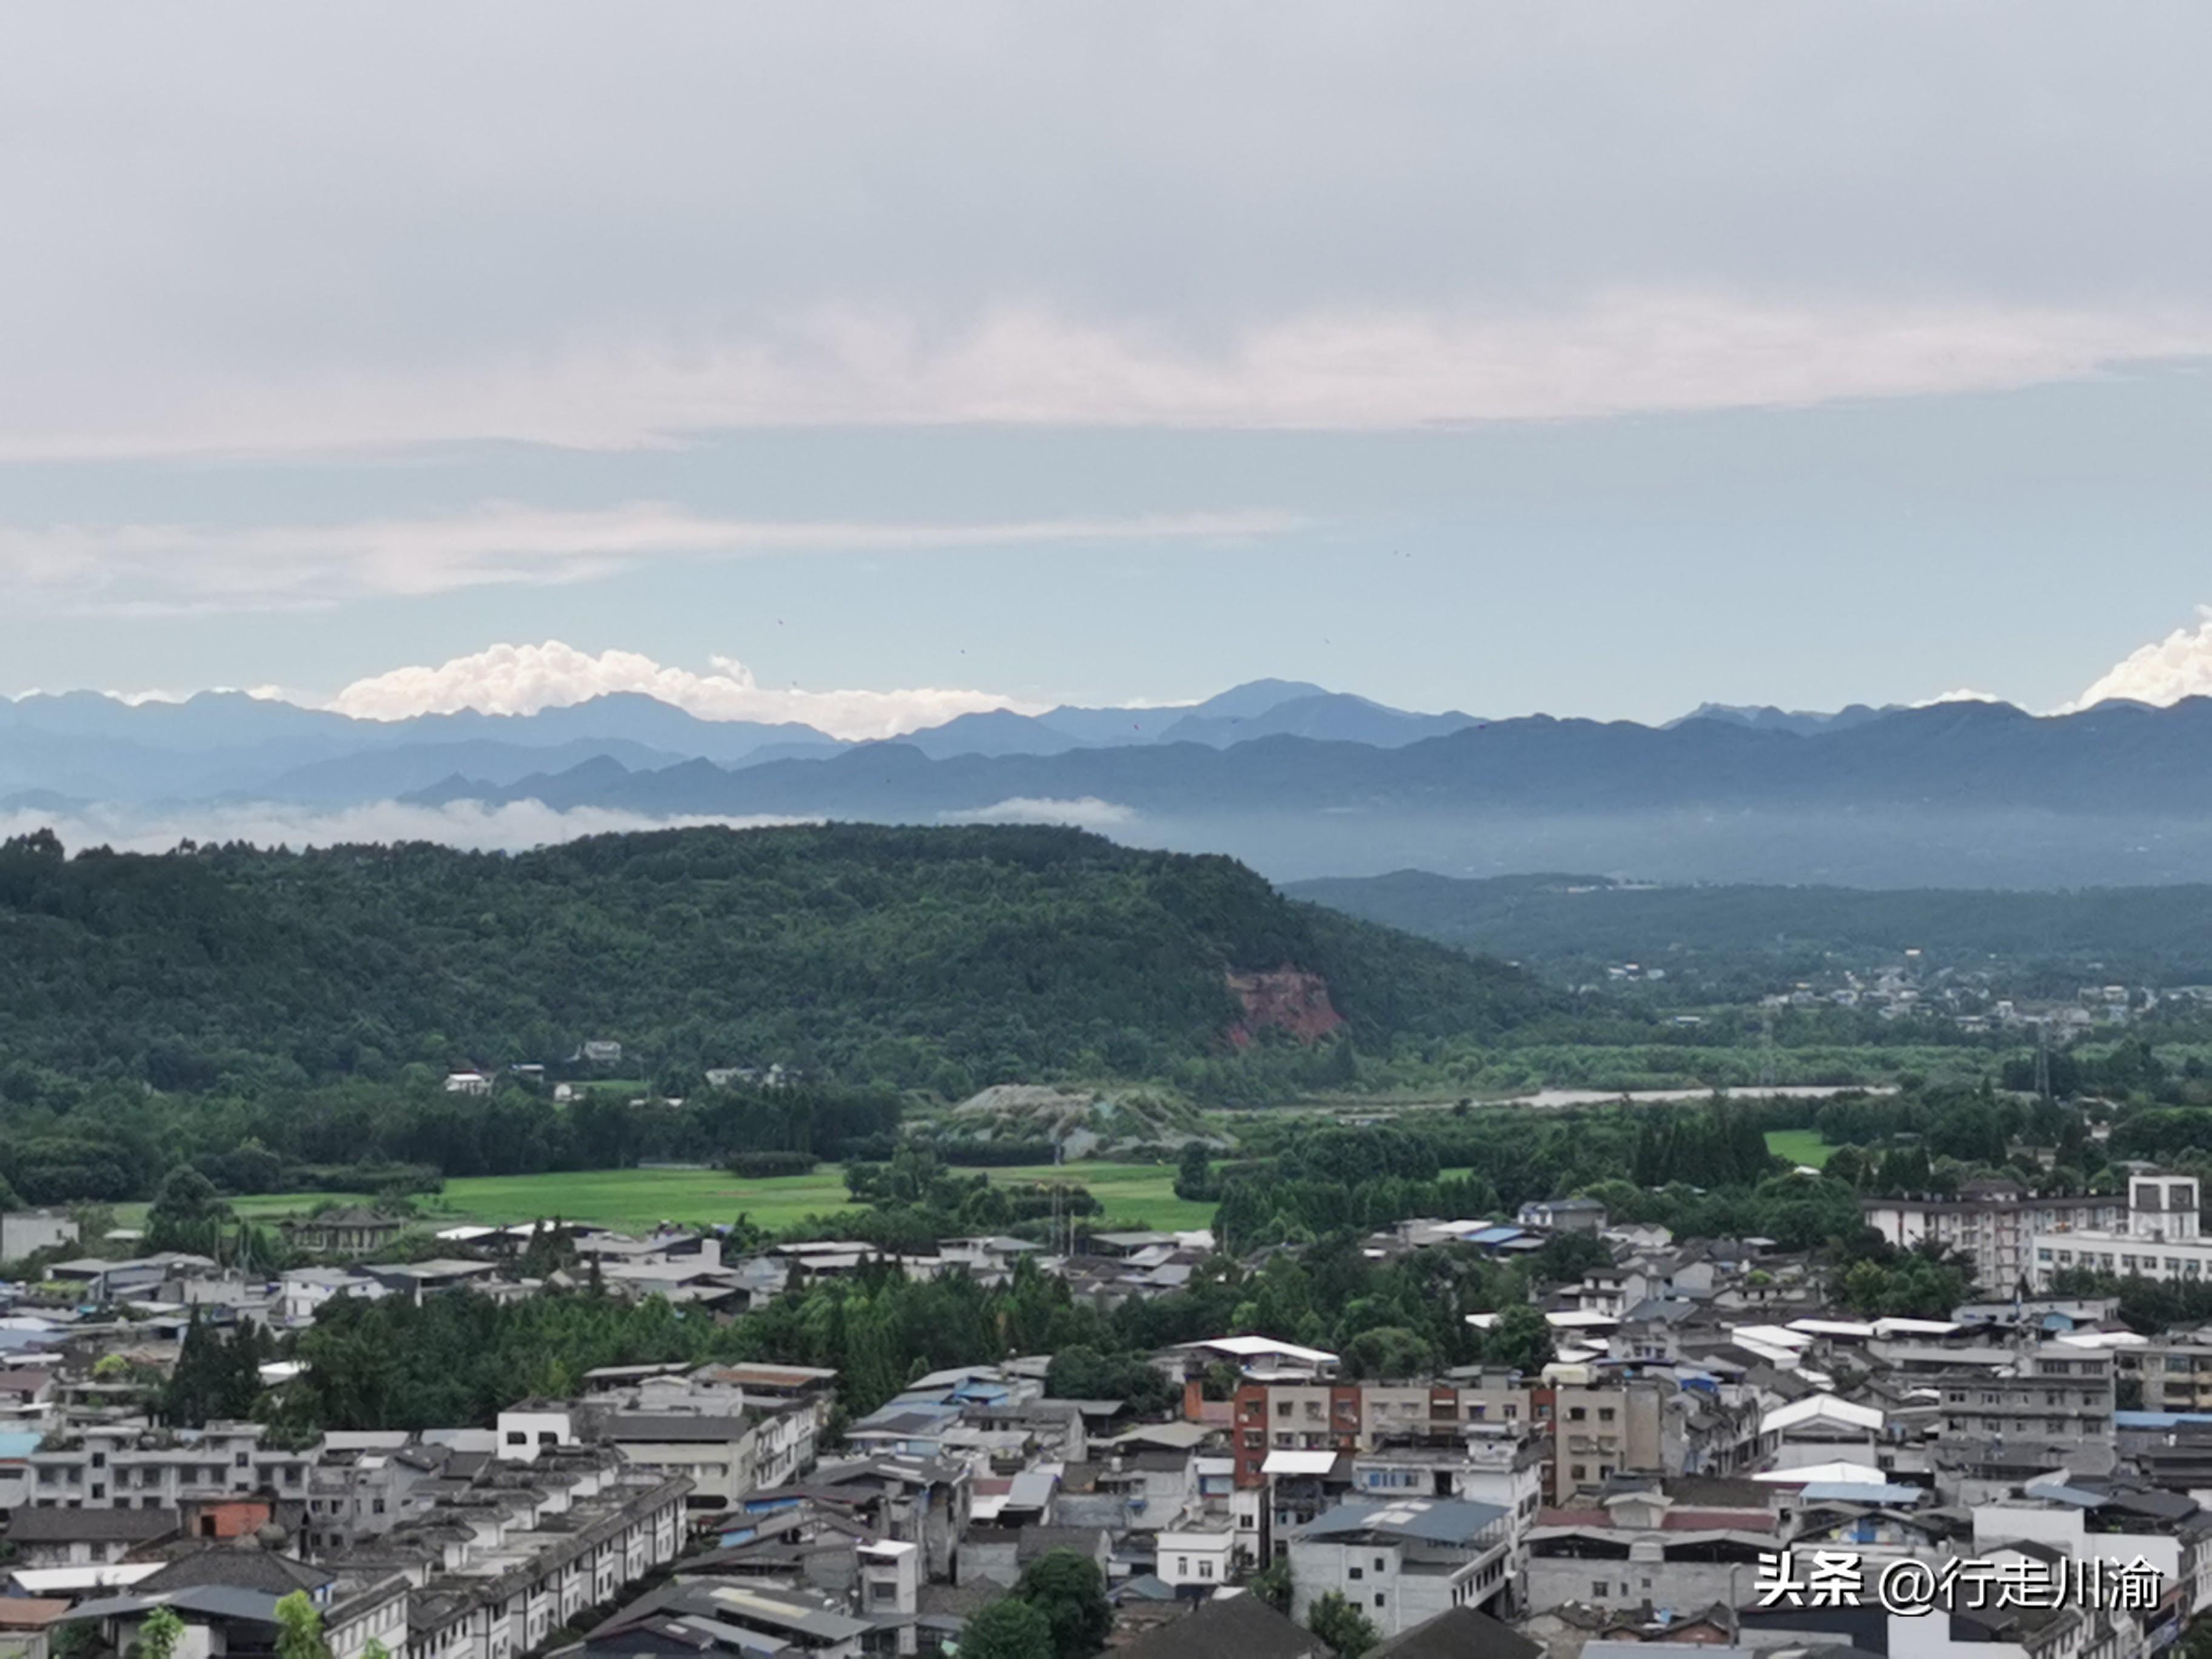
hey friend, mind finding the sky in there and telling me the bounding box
[8,2,2212,730]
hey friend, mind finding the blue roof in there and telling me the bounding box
[2023,1482,2105,1508]
[1296,1497,1508,1546]
[0,1430,41,1458]
[1467,1227,1525,1245]
[2117,1410,2212,1429]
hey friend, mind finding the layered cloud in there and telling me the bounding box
[11,8,2212,457]
[940,797,1139,831]
[0,502,1297,616]
[6,299,2211,461]
[330,641,1031,739]
[2065,609,2212,712]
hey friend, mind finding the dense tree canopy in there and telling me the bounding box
[0,825,1555,1091]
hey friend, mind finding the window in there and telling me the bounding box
[1598,1407,1615,1423]
[1199,1561,1214,1580]
[235,1453,249,1469]
[506,1431,527,1446]
[1504,1406,1518,1421]
[1594,1581,1611,1598]
[1276,1402,1293,1418]
[1572,1464,1587,1480]
[1349,1566,1363,1581]
[1373,1595,1385,1609]
[1373,1557,1386,1572]
[1569,1407,1587,1422]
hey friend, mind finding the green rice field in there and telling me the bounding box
[136,1159,1213,1238]
[1763,1129,1834,1168]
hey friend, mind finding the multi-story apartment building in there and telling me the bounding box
[1230,1372,1738,1513]
[321,1449,690,1659]
[1862,1179,2125,1294]
[25,1419,315,1513]
[1934,1341,2116,1463]
[2125,1332,2212,1414]
[1550,1379,1665,1501]
[2030,1173,2212,1289]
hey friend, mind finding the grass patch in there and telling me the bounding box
[139,1159,1213,1238]
[1765,1129,1833,1169]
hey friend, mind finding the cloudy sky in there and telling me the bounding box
[9,2,2212,726]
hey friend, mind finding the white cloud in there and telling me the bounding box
[940,797,1138,830]
[2063,608,2212,712]
[0,501,1298,615]
[1914,688,2009,707]
[5,298,2209,460]
[0,799,822,858]
[329,640,1036,740]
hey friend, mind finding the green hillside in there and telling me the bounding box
[0,823,1555,1094]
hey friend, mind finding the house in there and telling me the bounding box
[0,1368,56,1418]
[581,1041,624,1065]
[1287,1497,1518,1635]
[1759,1395,1885,1471]
[0,1211,79,1264]
[0,1600,73,1659]
[279,1267,389,1325]
[1169,1337,1339,1383]
[443,1071,494,1096]
[283,1208,406,1256]
[1526,1476,1778,1613]
[360,1259,504,1302]
[4,1506,182,1567]
[1517,1198,1609,1235]
[45,1253,216,1303]
[1113,1592,1333,1659]
[1156,1524,1238,1592]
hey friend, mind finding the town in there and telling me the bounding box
[5,1162,2211,1659]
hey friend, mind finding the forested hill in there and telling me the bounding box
[0,825,1557,1094]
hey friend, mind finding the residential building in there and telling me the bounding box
[282,1208,406,1256]
[24,1421,315,1513]
[1526,1475,1780,1614]
[4,1507,181,1567]
[0,1212,78,1264]
[1518,1199,1609,1235]
[2030,1173,2212,1290]
[1760,1395,1884,1472]
[1286,1497,1518,1633]
[1863,1179,2123,1295]
[1934,1342,2116,1455]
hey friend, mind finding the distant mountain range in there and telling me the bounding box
[0,679,1478,808]
[10,679,2212,886]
